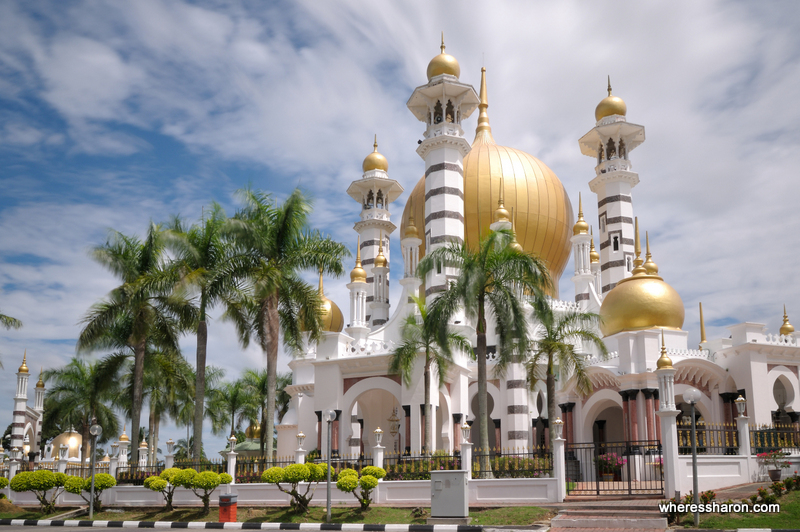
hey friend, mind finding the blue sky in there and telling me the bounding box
[2,1,799,456]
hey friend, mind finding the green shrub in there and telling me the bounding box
[261,463,327,514]
[64,474,116,511]
[335,468,385,510]
[220,473,232,485]
[172,469,231,515]
[338,468,358,478]
[361,466,386,480]
[144,476,173,510]
[336,474,358,492]
[309,463,331,482]
[9,470,67,514]
[0,478,8,490]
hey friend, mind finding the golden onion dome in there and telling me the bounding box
[36,368,45,389]
[315,271,344,333]
[595,77,627,122]
[49,430,82,459]
[18,351,29,374]
[119,424,130,442]
[245,423,261,440]
[350,237,367,283]
[426,34,460,80]
[599,221,685,336]
[780,305,795,336]
[362,135,388,173]
[400,67,573,298]
[589,230,600,264]
[374,234,387,268]
[656,330,673,370]
[573,193,589,235]
[403,199,419,239]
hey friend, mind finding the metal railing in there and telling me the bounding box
[172,459,226,474]
[236,456,296,483]
[314,454,374,477]
[565,440,663,496]
[115,463,165,485]
[678,421,739,455]
[750,423,800,454]
[472,446,552,479]
[65,463,110,478]
[383,451,461,480]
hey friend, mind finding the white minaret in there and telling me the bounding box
[370,233,390,326]
[399,198,422,301]
[12,352,30,453]
[346,237,369,341]
[578,78,644,295]
[346,136,403,327]
[407,37,479,298]
[34,369,45,455]
[571,193,594,308]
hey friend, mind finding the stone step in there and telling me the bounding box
[558,509,665,518]
[550,514,668,529]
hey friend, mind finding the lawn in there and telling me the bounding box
[83,505,551,525]
[690,489,800,529]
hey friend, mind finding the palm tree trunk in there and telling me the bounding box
[193,306,208,462]
[130,339,146,466]
[476,307,492,478]
[546,363,557,450]
[424,353,432,455]
[148,402,156,466]
[81,421,91,466]
[264,294,280,461]
[154,414,160,467]
[230,407,236,437]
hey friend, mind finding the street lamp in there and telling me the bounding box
[296,432,306,451]
[683,387,702,527]
[552,418,564,440]
[166,439,175,455]
[89,422,103,519]
[735,395,747,417]
[324,409,336,524]
[461,421,471,444]
[373,427,383,447]
[110,442,119,459]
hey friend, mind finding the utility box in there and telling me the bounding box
[219,493,237,522]
[430,470,469,518]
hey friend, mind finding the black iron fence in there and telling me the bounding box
[65,464,111,478]
[116,464,165,485]
[173,459,226,474]
[383,451,461,480]
[314,454,374,477]
[236,457,296,483]
[678,421,739,455]
[471,446,552,479]
[565,440,663,496]
[751,423,800,454]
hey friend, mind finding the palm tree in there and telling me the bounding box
[526,297,608,448]
[275,372,293,425]
[389,295,471,454]
[418,228,551,477]
[77,224,198,464]
[242,369,293,457]
[209,380,257,438]
[224,188,348,458]
[165,204,246,460]
[0,308,22,368]
[42,356,125,463]
[173,364,227,457]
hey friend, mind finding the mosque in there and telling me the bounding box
[266,39,800,459]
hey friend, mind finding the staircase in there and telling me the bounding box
[549,506,668,532]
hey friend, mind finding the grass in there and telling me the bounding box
[82,505,551,525]
[686,488,800,529]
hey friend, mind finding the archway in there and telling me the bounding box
[592,405,624,443]
[341,377,403,455]
[470,392,497,450]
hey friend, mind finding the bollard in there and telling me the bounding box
[219,494,238,523]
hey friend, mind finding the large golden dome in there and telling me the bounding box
[49,430,82,459]
[400,68,574,296]
[245,423,261,440]
[599,224,685,336]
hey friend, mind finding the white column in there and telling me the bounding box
[552,437,566,502]
[461,442,473,481]
[118,441,129,466]
[737,415,753,481]
[372,444,385,470]
[656,366,681,499]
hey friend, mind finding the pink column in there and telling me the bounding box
[315,411,322,452]
[643,390,655,441]
[628,390,639,441]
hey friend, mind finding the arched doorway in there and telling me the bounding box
[469,392,496,450]
[592,405,624,443]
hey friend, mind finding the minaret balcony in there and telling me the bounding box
[424,122,464,139]
[359,209,392,222]
[595,158,632,175]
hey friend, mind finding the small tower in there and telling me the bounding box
[578,77,645,294]
[698,302,708,351]
[370,232,390,326]
[346,237,369,341]
[571,193,594,307]
[346,136,404,326]
[407,35,479,298]
[589,227,601,293]
[34,368,45,454]
[399,198,423,301]
[12,352,30,453]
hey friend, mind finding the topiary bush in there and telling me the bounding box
[0,476,9,497]
[144,467,183,511]
[335,467,385,510]
[9,470,67,514]
[63,474,116,511]
[172,468,232,515]
[261,463,329,514]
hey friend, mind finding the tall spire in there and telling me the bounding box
[573,192,589,235]
[631,217,647,275]
[404,197,419,239]
[441,31,445,53]
[374,230,387,268]
[350,236,366,283]
[509,208,523,252]
[18,350,29,374]
[36,367,45,388]
[474,67,495,143]
[607,75,612,96]
[699,302,707,349]
[494,176,510,222]
[781,305,795,336]
[373,134,378,152]
[643,231,659,274]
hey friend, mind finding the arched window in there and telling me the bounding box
[366,190,374,209]
[376,190,384,209]
[619,139,627,159]
[445,100,455,123]
[598,142,605,162]
[606,138,616,160]
[433,101,443,124]
[612,236,619,252]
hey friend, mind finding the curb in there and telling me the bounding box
[0,521,483,531]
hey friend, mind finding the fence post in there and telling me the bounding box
[461,442,472,480]
[8,455,19,480]
[372,443,384,470]
[226,435,238,484]
[295,448,307,464]
[737,412,752,481]
[552,423,566,503]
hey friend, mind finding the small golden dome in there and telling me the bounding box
[572,193,589,235]
[595,77,627,122]
[362,135,388,173]
[404,199,419,239]
[643,232,659,275]
[140,440,148,448]
[494,177,511,223]
[374,233,387,268]
[590,229,600,264]
[780,305,795,336]
[509,208,523,252]
[119,424,129,442]
[317,271,344,333]
[426,33,460,80]
[245,423,261,440]
[101,453,110,463]
[656,330,673,370]
[599,221,685,336]
[18,351,29,374]
[350,237,367,283]
[36,368,45,389]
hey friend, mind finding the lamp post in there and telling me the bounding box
[683,387,702,527]
[735,395,746,417]
[324,409,336,524]
[297,431,306,450]
[89,422,103,519]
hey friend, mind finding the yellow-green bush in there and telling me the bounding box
[361,466,386,480]
[9,470,67,514]
[336,474,358,492]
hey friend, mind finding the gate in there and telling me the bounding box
[565,440,663,496]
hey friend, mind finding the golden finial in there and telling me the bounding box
[631,218,647,275]
[780,305,795,336]
[573,193,589,235]
[699,302,707,349]
[373,134,378,152]
[510,208,523,252]
[404,197,419,239]
[36,367,45,389]
[374,231,387,268]
[589,227,600,264]
[475,67,494,140]
[18,350,29,374]
[350,236,367,283]
[441,31,445,53]
[607,75,612,96]
[120,423,129,442]
[494,176,510,223]
[656,329,673,369]
[643,231,658,275]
